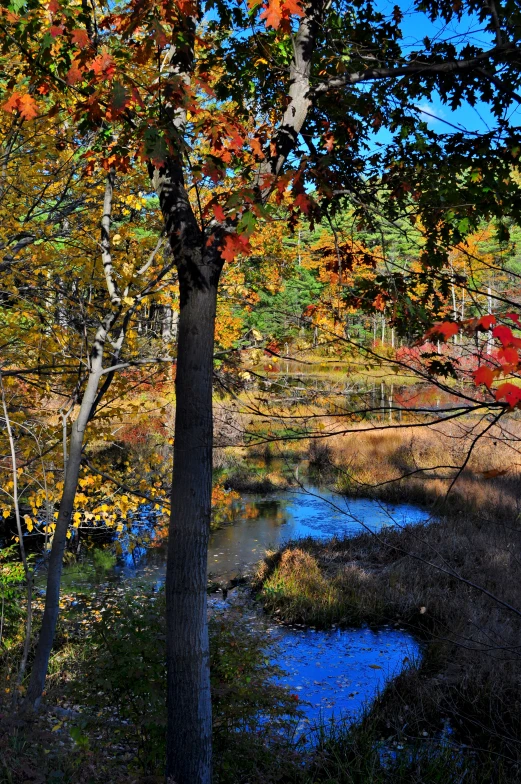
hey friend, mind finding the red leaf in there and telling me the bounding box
[477,314,496,330]
[498,347,519,367]
[219,234,251,263]
[505,312,521,326]
[492,325,515,346]
[50,25,64,37]
[71,28,90,48]
[495,383,521,408]
[212,203,226,222]
[425,321,459,341]
[294,192,311,214]
[473,366,494,389]
[48,0,60,11]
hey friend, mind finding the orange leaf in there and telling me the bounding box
[473,365,494,389]
[219,234,251,263]
[18,94,38,120]
[283,0,304,14]
[260,0,282,28]
[91,52,116,79]
[2,93,38,120]
[249,136,264,158]
[425,321,459,341]
[67,60,83,86]
[2,93,21,114]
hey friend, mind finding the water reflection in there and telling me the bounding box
[207,487,429,579]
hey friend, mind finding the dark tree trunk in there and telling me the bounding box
[165,248,221,784]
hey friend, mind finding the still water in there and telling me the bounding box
[59,484,427,731]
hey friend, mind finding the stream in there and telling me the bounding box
[58,484,428,734]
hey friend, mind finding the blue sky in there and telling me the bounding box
[376,0,521,135]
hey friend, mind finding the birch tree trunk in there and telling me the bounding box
[24,322,110,708]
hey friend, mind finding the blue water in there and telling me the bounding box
[269,624,418,733]
[58,483,426,729]
[207,486,430,578]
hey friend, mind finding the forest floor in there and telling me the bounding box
[255,418,521,781]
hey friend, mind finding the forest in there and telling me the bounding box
[1,0,521,782]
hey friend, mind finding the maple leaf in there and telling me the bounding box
[71,28,90,48]
[425,321,459,341]
[498,346,519,367]
[491,324,521,347]
[495,382,521,408]
[212,203,226,222]
[283,0,304,15]
[110,82,131,114]
[2,94,21,114]
[260,0,282,29]
[477,314,496,330]
[249,136,264,158]
[91,52,116,79]
[2,92,38,120]
[18,94,39,120]
[473,365,494,388]
[293,192,311,214]
[505,312,521,326]
[50,25,64,38]
[48,0,60,11]
[67,60,83,86]
[220,234,251,263]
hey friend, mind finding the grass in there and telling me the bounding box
[256,416,521,776]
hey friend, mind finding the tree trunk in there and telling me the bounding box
[24,323,109,709]
[166,251,219,784]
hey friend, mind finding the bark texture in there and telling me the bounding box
[166,253,220,784]
[151,152,222,784]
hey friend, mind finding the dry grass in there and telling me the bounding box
[314,416,521,522]
[256,415,521,767]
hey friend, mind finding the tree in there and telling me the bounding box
[2,0,521,781]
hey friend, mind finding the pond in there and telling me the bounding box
[55,483,427,733]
